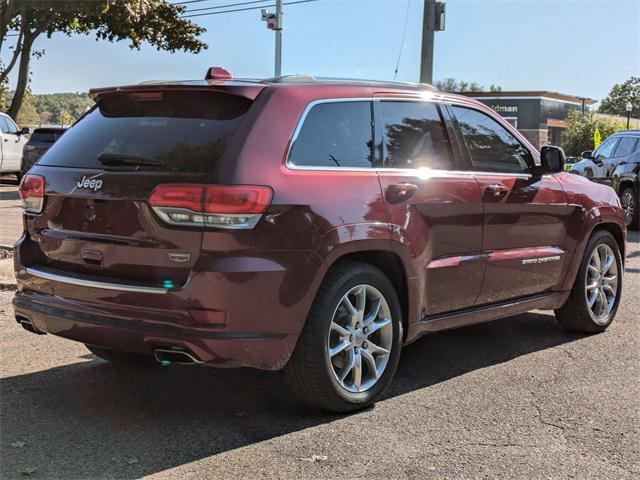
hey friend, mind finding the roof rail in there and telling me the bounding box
[262,75,437,90]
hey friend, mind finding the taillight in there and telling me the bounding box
[148,184,272,229]
[18,174,45,213]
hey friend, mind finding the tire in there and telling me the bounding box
[285,262,403,412]
[620,186,639,230]
[555,230,623,333]
[86,344,157,367]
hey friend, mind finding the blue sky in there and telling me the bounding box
[2,0,639,101]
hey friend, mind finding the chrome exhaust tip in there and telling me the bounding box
[16,316,46,335]
[154,348,202,365]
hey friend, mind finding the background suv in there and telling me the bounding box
[14,69,626,412]
[570,130,640,229]
[22,127,66,174]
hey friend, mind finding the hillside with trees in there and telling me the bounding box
[6,90,92,126]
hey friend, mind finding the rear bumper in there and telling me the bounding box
[13,290,298,369]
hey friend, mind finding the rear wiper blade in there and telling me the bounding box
[97,152,164,168]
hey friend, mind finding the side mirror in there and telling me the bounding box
[539,145,566,174]
[20,127,30,135]
[581,150,593,159]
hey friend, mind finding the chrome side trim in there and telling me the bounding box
[25,268,169,294]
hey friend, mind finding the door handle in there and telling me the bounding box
[386,183,418,204]
[485,184,509,198]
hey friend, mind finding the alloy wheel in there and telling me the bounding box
[585,244,618,325]
[620,190,635,226]
[327,285,393,393]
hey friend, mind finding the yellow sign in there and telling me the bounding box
[594,127,601,149]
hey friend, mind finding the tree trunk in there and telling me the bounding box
[0,0,12,54]
[0,30,22,84]
[7,27,35,120]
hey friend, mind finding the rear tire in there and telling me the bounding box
[86,344,156,367]
[554,230,622,333]
[285,262,403,412]
[620,186,639,230]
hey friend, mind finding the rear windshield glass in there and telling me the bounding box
[38,91,252,172]
[30,130,65,143]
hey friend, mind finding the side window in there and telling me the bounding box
[288,101,374,168]
[593,137,618,159]
[4,116,19,134]
[452,106,533,173]
[380,101,453,170]
[0,117,11,134]
[612,137,638,157]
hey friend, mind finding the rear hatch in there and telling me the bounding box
[22,87,258,289]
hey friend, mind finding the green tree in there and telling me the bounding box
[0,0,207,119]
[561,110,625,156]
[15,86,39,124]
[434,78,489,93]
[58,108,73,126]
[599,77,640,118]
[38,109,52,124]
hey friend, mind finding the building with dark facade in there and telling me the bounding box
[461,91,597,149]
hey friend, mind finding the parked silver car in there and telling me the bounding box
[571,131,640,181]
[570,130,640,229]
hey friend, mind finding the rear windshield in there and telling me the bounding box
[29,130,65,143]
[38,91,252,172]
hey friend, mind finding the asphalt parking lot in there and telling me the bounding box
[0,179,638,479]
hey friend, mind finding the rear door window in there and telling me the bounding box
[38,91,252,172]
[452,106,533,173]
[30,130,64,143]
[287,101,374,169]
[612,136,638,157]
[379,100,453,170]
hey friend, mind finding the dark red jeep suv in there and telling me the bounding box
[13,69,626,412]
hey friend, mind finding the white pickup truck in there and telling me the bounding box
[0,112,28,179]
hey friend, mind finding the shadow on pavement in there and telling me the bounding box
[0,189,19,201]
[0,175,20,186]
[0,311,584,478]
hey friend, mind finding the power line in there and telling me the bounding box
[186,0,272,14]
[394,0,411,80]
[182,0,319,18]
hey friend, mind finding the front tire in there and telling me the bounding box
[620,186,639,230]
[555,230,622,333]
[285,262,403,412]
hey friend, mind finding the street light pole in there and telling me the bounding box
[275,0,282,77]
[261,2,283,77]
[626,101,633,130]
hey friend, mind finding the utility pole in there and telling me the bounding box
[261,2,283,77]
[420,1,446,85]
[275,0,283,77]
